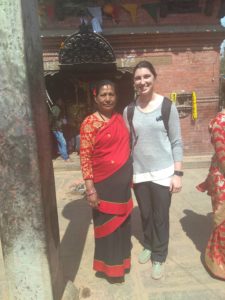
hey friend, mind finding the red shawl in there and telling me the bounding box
[92,113,130,182]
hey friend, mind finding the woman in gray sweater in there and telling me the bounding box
[123,60,183,280]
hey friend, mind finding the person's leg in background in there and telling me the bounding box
[75,134,80,155]
[53,130,69,161]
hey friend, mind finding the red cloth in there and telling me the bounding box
[80,113,130,183]
[98,198,133,215]
[196,112,225,279]
[196,179,210,194]
[93,258,130,277]
[92,114,130,182]
[95,198,133,238]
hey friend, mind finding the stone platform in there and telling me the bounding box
[1,153,224,300]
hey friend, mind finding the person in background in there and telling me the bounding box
[80,80,133,284]
[79,10,102,34]
[87,6,103,34]
[75,133,80,155]
[50,98,70,162]
[196,110,225,280]
[123,60,183,280]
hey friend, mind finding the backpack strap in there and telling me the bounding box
[161,97,172,135]
[127,100,138,149]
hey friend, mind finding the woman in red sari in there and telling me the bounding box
[197,111,225,280]
[80,80,133,284]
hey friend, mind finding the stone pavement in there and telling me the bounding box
[0,247,7,300]
[1,154,225,300]
[53,154,225,300]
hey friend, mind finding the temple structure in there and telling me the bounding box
[40,0,225,155]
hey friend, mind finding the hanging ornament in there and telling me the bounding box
[159,0,167,18]
[141,3,160,23]
[192,91,198,120]
[170,92,177,103]
[112,5,120,23]
[121,4,138,23]
[204,0,214,16]
[218,0,225,18]
[103,3,120,23]
[103,3,114,16]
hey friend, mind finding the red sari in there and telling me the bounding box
[80,113,133,278]
[197,112,225,280]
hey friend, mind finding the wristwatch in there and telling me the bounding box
[174,170,184,177]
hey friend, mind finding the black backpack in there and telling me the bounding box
[127,97,172,149]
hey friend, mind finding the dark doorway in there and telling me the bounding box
[45,70,133,158]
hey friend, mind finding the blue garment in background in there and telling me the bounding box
[53,130,69,160]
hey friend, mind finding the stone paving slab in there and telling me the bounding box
[53,158,225,300]
[0,244,8,300]
[0,155,224,300]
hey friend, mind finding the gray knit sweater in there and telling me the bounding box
[123,101,183,175]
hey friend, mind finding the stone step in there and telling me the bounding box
[53,153,81,172]
[183,155,211,169]
[53,160,81,172]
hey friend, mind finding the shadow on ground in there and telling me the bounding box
[180,208,225,281]
[180,209,212,261]
[131,206,144,246]
[60,197,92,282]
[59,202,144,282]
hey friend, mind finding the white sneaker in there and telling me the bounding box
[151,261,164,280]
[138,248,151,264]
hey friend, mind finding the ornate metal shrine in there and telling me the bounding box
[59,25,116,72]
[174,92,193,119]
[170,91,198,119]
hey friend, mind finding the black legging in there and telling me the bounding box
[134,181,171,262]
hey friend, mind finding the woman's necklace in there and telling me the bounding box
[98,111,111,122]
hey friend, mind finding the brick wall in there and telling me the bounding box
[180,103,216,155]
[113,48,220,155]
[156,50,219,155]
[42,43,221,156]
[41,0,224,156]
